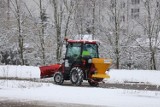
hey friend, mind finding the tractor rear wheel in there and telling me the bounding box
[70,67,84,86]
[54,72,64,85]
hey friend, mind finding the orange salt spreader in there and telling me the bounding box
[91,58,112,78]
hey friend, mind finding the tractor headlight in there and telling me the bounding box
[88,59,92,63]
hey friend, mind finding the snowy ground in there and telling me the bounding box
[0,65,160,107]
[0,80,160,107]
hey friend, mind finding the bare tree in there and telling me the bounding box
[63,0,78,37]
[104,0,124,69]
[51,0,63,62]
[39,0,47,65]
[51,0,77,62]
[7,0,10,21]
[10,0,25,65]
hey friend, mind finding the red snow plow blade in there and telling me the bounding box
[40,64,61,78]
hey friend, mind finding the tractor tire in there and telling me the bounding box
[70,67,84,86]
[53,72,64,85]
[88,80,99,87]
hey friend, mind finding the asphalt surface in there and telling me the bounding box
[0,77,160,91]
[60,81,160,91]
[0,99,102,107]
[99,82,160,91]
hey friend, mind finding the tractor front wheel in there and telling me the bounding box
[54,72,64,85]
[70,67,84,86]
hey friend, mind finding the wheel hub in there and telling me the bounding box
[71,71,78,82]
[55,75,61,82]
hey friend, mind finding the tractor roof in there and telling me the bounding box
[67,39,98,44]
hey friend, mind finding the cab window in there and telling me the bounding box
[82,44,98,58]
[66,43,81,58]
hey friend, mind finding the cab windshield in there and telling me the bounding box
[66,43,81,59]
[83,44,99,58]
[66,43,99,59]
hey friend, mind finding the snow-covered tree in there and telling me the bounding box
[134,0,160,70]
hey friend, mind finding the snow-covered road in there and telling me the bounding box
[0,80,160,107]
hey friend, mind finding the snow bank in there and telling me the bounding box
[106,69,160,85]
[1,65,160,85]
[0,65,40,79]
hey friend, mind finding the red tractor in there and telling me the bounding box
[40,39,112,86]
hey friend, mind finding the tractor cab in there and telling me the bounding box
[40,39,112,86]
[64,40,99,79]
[64,40,99,72]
